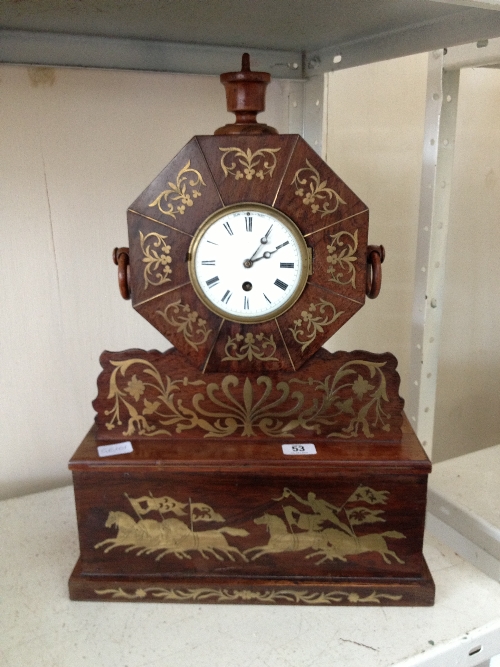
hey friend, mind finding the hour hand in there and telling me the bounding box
[252,241,288,262]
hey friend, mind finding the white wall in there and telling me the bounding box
[0,65,289,499]
[325,57,500,463]
[433,66,500,462]
[324,54,429,404]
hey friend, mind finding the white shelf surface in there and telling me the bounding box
[427,444,500,581]
[1,485,500,667]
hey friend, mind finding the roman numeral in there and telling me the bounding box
[223,222,233,235]
[244,296,249,310]
[207,240,218,245]
[275,241,289,250]
[280,262,294,269]
[206,276,219,288]
[202,260,215,265]
[222,290,232,304]
[245,216,252,232]
[274,278,288,291]
[263,293,271,304]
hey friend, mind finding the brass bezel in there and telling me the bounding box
[188,203,309,324]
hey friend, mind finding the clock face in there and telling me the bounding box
[188,204,308,323]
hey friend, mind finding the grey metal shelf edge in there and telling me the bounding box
[2,0,500,75]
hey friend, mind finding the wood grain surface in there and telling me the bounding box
[68,415,433,606]
[93,347,405,442]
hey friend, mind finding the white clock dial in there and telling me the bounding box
[188,204,309,323]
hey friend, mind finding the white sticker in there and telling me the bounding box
[282,443,317,455]
[97,441,133,457]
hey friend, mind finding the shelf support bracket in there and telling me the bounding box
[407,50,460,458]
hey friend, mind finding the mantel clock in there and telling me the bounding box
[69,54,434,607]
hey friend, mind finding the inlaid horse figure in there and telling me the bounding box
[146,521,249,562]
[94,511,162,553]
[309,529,406,565]
[94,510,249,562]
[244,512,406,565]
[244,513,331,560]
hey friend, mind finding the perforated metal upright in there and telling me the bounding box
[406,37,500,458]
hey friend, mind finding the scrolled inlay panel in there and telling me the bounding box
[94,347,404,441]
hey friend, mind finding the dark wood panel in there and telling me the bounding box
[72,469,427,577]
[134,282,222,369]
[276,282,363,367]
[197,134,298,207]
[203,317,292,374]
[307,210,369,305]
[71,415,430,473]
[274,136,368,236]
[92,347,405,442]
[70,560,435,606]
[129,137,223,236]
[127,211,192,307]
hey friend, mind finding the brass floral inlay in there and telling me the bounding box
[140,231,172,289]
[219,146,281,181]
[327,230,358,288]
[289,299,344,352]
[149,160,205,219]
[292,159,346,217]
[223,332,278,362]
[103,358,392,439]
[94,485,405,571]
[156,301,212,351]
[95,587,402,604]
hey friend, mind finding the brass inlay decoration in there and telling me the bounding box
[94,485,405,569]
[222,332,279,362]
[103,358,392,438]
[289,299,344,352]
[245,486,405,565]
[140,231,172,289]
[303,209,368,239]
[95,587,402,604]
[129,208,194,238]
[292,160,346,217]
[149,160,206,219]
[156,300,212,351]
[95,493,249,562]
[219,146,280,181]
[327,230,358,288]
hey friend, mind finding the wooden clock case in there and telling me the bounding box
[68,55,434,606]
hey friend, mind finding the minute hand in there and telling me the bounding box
[248,224,274,262]
[252,242,289,262]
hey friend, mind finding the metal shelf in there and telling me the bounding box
[1,0,500,75]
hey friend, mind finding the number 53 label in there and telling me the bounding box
[282,443,317,455]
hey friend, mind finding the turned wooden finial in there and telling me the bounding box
[214,53,278,135]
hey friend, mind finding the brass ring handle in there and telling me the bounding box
[112,247,131,300]
[366,245,385,300]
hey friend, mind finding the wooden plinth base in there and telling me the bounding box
[69,558,434,606]
[68,416,434,606]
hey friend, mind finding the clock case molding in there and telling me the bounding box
[69,55,434,606]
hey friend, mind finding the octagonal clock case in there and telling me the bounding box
[124,131,370,373]
[69,55,434,606]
